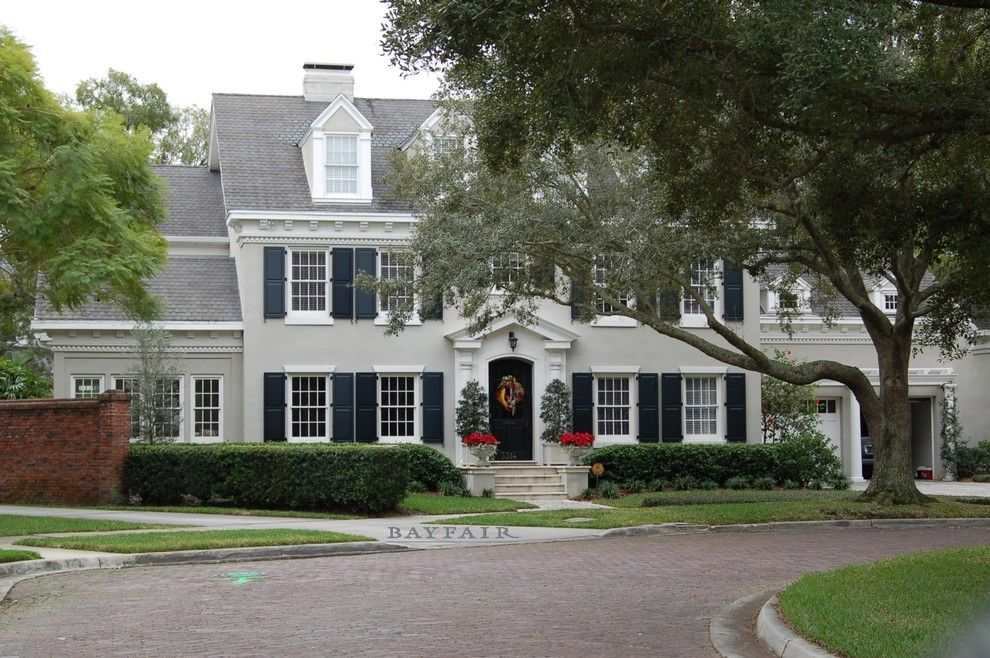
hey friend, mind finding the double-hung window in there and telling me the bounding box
[683,259,717,317]
[493,252,525,289]
[192,376,223,440]
[379,375,417,441]
[683,376,719,440]
[71,375,104,399]
[883,292,898,313]
[593,256,630,315]
[289,375,329,441]
[596,376,632,440]
[112,377,140,438]
[379,251,415,315]
[325,135,358,195]
[289,250,328,314]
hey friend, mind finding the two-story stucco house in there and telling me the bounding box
[32,64,990,491]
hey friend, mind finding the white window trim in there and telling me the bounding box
[312,129,373,204]
[591,257,636,326]
[286,373,332,443]
[373,365,425,374]
[681,374,724,443]
[190,375,224,444]
[156,376,184,442]
[70,375,105,399]
[111,375,139,442]
[767,278,812,314]
[874,287,898,315]
[681,259,721,328]
[285,247,334,325]
[377,372,421,444]
[593,373,638,444]
[375,250,422,326]
[284,365,337,374]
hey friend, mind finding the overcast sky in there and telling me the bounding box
[3,1,440,108]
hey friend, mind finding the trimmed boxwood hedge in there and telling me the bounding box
[126,443,409,513]
[584,441,842,487]
[393,444,463,491]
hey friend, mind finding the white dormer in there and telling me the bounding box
[299,65,373,204]
[872,282,899,315]
[400,107,471,155]
[763,276,812,314]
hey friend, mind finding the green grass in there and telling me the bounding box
[16,529,371,554]
[95,505,358,520]
[439,495,990,529]
[602,488,849,508]
[0,515,168,537]
[0,549,41,563]
[399,493,536,514]
[778,545,990,658]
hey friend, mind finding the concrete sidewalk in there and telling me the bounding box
[851,480,990,498]
[0,504,603,549]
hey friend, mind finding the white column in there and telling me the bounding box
[846,390,864,482]
[453,345,479,466]
[942,383,957,482]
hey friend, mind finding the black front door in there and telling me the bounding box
[489,358,533,461]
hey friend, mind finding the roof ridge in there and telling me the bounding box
[152,164,212,169]
[212,92,434,102]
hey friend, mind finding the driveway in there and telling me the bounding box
[1,526,987,657]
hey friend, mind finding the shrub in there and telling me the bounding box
[774,435,844,486]
[783,479,801,490]
[955,441,990,479]
[972,474,990,484]
[673,475,699,491]
[597,481,621,499]
[482,488,494,498]
[438,480,465,497]
[648,479,670,492]
[623,479,647,493]
[585,444,779,486]
[407,480,428,493]
[726,476,751,490]
[829,474,851,490]
[0,355,52,399]
[126,443,409,513]
[393,444,462,492]
[698,479,718,490]
[751,476,775,490]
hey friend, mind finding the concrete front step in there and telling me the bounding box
[494,475,563,485]
[495,486,567,497]
[495,492,570,500]
[491,468,563,477]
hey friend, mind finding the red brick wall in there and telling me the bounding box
[0,391,131,505]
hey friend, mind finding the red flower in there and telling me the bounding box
[462,433,499,447]
[559,432,595,448]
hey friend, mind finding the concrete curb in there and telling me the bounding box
[709,589,776,658]
[602,516,990,538]
[756,595,837,658]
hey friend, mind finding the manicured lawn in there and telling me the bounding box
[601,489,850,508]
[97,505,358,520]
[17,529,371,554]
[439,495,990,529]
[400,493,536,514]
[0,515,168,537]
[778,545,990,658]
[0,549,41,564]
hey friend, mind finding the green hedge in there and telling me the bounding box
[393,444,463,491]
[955,440,990,479]
[126,444,409,513]
[584,440,844,487]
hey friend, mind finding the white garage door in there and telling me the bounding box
[816,398,842,454]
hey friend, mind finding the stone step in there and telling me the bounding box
[491,467,562,477]
[495,484,567,496]
[495,491,569,500]
[494,475,564,485]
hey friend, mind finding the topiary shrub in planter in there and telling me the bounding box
[393,444,462,492]
[126,443,409,513]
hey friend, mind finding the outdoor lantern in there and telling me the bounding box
[508,331,518,351]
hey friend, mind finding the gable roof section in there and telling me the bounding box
[154,165,227,237]
[212,94,436,213]
[35,256,242,322]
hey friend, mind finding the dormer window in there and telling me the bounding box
[326,135,358,194]
[763,276,811,315]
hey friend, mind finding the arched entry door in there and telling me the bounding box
[488,357,533,461]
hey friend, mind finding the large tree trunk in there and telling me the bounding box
[858,334,929,505]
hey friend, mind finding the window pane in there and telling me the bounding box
[380,252,415,313]
[290,376,327,439]
[290,251,327,312]
[193,377,222,438]
[380,375,416,438]
[684,376,718,436]
[683,259,716,315]
[596,376,631,436]
[325,135,358,194]
[72,377,103,399]
[152,378,182,440]
[593,256,629,315]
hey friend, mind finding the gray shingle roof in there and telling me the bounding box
[36,256,242,322]
[212,94,437,213]
[154,166,227,237]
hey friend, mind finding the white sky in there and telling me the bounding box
[3,0,440,108]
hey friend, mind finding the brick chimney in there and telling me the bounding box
[303,63,355,102]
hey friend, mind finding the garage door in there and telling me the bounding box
[816,398,842,455]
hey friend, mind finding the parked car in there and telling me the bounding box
[861,436,874,479]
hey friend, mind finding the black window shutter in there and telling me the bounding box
[572,372,594,434]
[263,247,285,318]
[725,373,746,442]
[723,260,744,322]
[332,373,354,442]
[637,373,659,442]
[419,256,443,320]
[354,248,377,319]
[661,373,683,442]
[421,372,444,443]
[332,248,354,319]
[657,286,681,322]
[570,280,583,320]
[263,372,286,441]
[355,372,378,442]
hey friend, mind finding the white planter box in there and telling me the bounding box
[542,443,570,466]
[460,467,496,497]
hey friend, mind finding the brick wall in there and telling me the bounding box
[0,391,131,505]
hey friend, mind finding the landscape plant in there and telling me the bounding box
[539,378,571,443]
[455,379,489,438]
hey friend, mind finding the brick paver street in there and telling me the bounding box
[1,526,988,657]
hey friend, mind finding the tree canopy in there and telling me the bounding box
[382,1,990,503]
[75,69,209,166]
[0,29,167,342]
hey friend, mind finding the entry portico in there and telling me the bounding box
[446,316,578,466]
